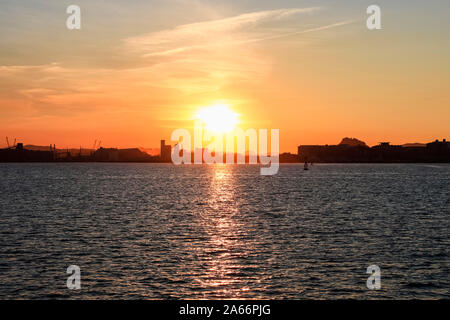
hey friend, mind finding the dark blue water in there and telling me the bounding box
[0,163,448,299]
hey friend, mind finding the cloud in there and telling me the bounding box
[0,7,356,123]
[117,7,355,97]
[124,7,322,57]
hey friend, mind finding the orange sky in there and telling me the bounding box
[1,1,449,153]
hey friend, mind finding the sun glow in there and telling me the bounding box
[195,104,239,133]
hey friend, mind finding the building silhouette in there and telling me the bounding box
[298,138,450,163]
[0,142,53,162]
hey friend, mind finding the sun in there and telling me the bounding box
[196,104,239,133]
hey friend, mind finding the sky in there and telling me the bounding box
[0,0,449,152]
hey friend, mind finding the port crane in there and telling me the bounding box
[5,137,17,149]
[91,139,102,150]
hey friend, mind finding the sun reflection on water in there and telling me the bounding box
[193,165,252,298]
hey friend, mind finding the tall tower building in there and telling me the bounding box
[160,140,172,162]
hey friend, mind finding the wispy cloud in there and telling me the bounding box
[240,19,357,43]
[1,7,357,124]
[125,7,324,57]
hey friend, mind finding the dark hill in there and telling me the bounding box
[339,137,368,147]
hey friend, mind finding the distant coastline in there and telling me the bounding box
[298,138,450,163]
[1,137,449,163]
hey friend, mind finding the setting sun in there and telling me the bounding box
[195,104,240,133]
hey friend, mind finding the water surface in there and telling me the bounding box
[0,163,448,299]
